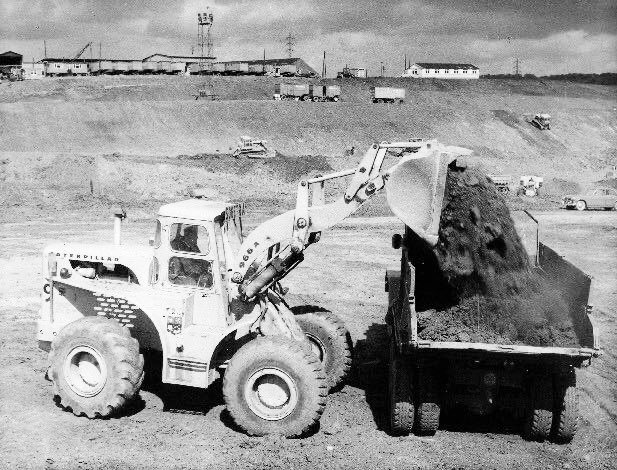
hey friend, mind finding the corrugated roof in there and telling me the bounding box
[142,54,215,61]
[223,58,301,66]
[414,63,478,70]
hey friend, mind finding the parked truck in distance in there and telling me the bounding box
[371,86,405,104]
[274,83,341,102]
[309,84,341,102]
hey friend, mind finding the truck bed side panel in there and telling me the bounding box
[538,242,595,349]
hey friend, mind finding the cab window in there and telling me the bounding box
[170,223,210,254]
[168,257,213,288]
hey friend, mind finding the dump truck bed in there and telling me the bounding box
[388,240,600,365]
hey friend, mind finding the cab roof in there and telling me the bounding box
[158,199,242,222]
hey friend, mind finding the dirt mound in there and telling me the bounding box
[419,167,579,346]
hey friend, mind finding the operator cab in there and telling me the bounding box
[150,199,244,290]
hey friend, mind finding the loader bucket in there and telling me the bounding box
[385,142,472,246]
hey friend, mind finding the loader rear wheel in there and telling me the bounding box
[49,316,144,418]
[223,336,328,437]
[295,310,352,390]
[523,376,553,441]
[552,371,578,443]
[388,341,414,435]
[414,367,440,435]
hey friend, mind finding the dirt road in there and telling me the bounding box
[0,210,615,469]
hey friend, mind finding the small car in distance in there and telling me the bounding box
[562,187,617,211]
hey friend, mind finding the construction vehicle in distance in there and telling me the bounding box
[38,140,465,437]
[371,86,405,104]
[486,174,513,193]
[517,175,544,196]
[231,136,273,158]
[385,214,599,442]
[0,65,24,82]
[531,113,551,130]
[337,66,367,79]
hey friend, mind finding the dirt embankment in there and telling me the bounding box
[417,167,579,346]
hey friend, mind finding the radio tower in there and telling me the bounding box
[197,8,214,73]
[513,57,521,77]
[196,8,215,99]
[284,33,296,58]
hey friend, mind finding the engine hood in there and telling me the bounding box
[45,242,153,264]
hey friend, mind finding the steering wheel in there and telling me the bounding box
[168,258,182,280]
[197,273,213,289]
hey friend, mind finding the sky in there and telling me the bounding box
[1,0,616,76]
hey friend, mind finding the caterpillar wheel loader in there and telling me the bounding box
[37,140,469,437]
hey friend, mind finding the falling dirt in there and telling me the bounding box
[419,167,580,346]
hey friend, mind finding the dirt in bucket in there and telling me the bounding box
[415,166,579,347]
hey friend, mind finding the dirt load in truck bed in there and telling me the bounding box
[416,166,580,347]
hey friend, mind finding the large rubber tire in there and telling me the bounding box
[223,335,328,437]
[388,341,414,435]
[576,200,587,211]
[49,316,144,418]
[414,367,440,435]
[552,371,578,443]
[523,376,553,441]
[295,311,352,390]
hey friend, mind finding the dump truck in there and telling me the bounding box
[371,87,405,104]
[385,212,600,442]
[38,140,468,437]
[273,83,310,100]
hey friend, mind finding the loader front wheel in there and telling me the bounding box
[49,316,144,418]
[223,336,328,437]
[295,310,352,390]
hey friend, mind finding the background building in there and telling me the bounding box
[402,63,479,79]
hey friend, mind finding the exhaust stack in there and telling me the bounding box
[113,209,127,245]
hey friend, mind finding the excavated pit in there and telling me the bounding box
[412,166,580,347]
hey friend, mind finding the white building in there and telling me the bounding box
[22,62,45,79]
[402,63,479,79]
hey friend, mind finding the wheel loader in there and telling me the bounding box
[38,140,467,436]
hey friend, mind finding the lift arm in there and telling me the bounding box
[229,140,470,300]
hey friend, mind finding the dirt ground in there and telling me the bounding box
[0,211,615,470]
[1,75,615,468]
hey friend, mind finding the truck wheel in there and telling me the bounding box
[295,311,352,390]
[49,316,144,418]
[414,367,440,435]
[523,377,553,441]
[389,341,414,435]
[575,200,587,211]
[223,335,328,437]
[552,371,578,443]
